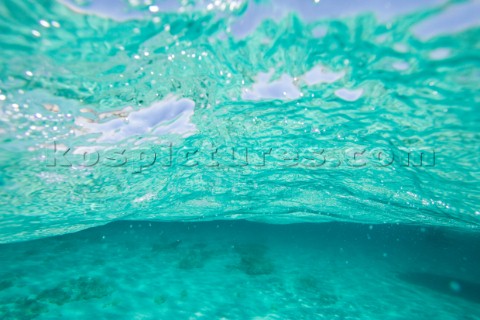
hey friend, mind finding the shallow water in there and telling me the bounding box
[1,221,480,319]
[0,0,479,241]
[0,0,479,318]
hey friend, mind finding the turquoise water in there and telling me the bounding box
[1,221,480,319]
[0,0,479,318]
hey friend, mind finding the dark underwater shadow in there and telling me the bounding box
[398,272,480,304]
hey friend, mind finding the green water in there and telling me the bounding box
[0,0,479,240]
[1,221,480,319]
[0,0,479,318]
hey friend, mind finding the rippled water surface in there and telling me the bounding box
[1,0,479,241]
[0,0,479,318]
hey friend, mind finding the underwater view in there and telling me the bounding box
[0,0,479,318]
